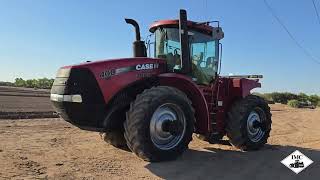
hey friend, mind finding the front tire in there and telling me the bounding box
[124,86,195,162]
[100,130,128,150]
[226,95,272,150]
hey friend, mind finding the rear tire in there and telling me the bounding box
[100,131,128,150]
[100,93,132,151]
[124,86,194,162]
[226,95,272,150]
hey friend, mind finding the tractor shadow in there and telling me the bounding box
[145,144,320,180]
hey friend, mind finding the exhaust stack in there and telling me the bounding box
[179,9,192,74]
[125,18,147,57]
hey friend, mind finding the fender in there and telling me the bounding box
[158,73,209,134]
[215,77,262,134]
[240,79,261,97]
[230,78,261,97]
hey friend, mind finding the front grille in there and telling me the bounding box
[51,67,105,130]
[51,68,104,104]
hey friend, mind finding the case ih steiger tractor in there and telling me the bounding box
[50,10,272,162]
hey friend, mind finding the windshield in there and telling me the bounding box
[155,28,182,71]
[155,27,218,85]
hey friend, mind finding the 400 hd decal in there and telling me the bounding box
[100,63,159,79]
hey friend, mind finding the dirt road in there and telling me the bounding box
[0,104,319,179]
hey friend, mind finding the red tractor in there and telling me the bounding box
[50,10,271,162]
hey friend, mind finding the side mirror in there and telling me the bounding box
[212,27,224,40]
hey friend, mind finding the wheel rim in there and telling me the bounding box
[246,107,266,143]
[150,103,186,150]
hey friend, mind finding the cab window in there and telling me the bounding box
[155,28,219,85]
[189,31,218,84]
[155,28,182,71]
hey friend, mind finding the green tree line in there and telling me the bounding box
[0,81,14,86]
[13,78,54,89]
[254,92,320,108]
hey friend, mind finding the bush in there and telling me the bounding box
[287,100,300,108]
[254,92,320,107]
[309,95,320,106]
[268,92,298,104]
[14,77,54,89]
[14,78,26,87]
[297,93,309,103]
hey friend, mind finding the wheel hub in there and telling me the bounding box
[247,108,266,143]
[161,119,183,136]
[150,103,186,150]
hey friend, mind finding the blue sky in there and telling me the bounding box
[0,0,319,94]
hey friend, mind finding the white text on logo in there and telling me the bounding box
[136,63,159,70]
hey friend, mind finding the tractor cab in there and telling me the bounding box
[149,14,224,85]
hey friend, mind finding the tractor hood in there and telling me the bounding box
[59,57,166,82]
[62,57,164,69]
[51,57,166,131]
[52,57,166,103]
